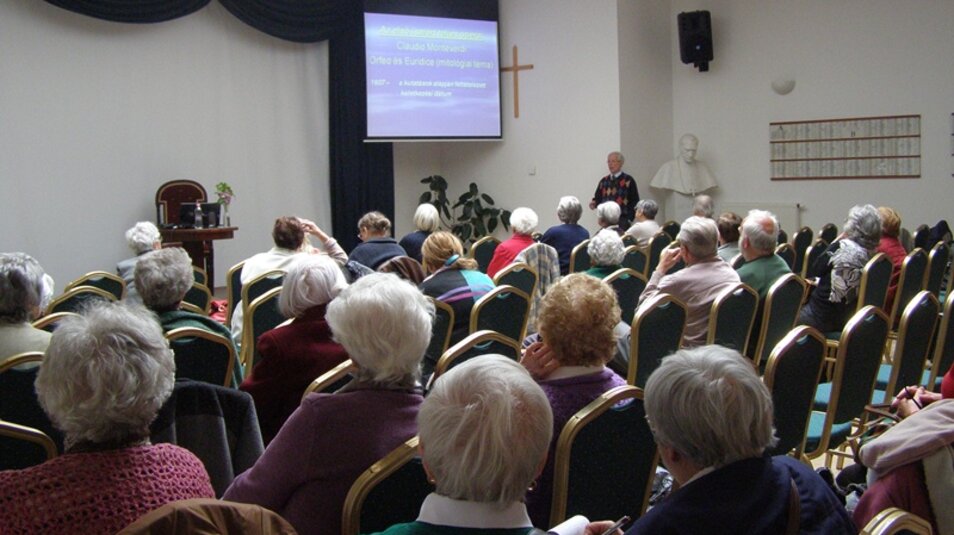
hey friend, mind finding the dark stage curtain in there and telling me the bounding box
[45,0,210,23]
[218,0,345,43]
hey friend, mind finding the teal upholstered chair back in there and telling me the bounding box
[549,386,657,527]
[774,244,795,271]
[468,236,500,274]
[883,291,939,397]
[707,283,759,355]
[858,253,892,312]
[801,237,829,279]
[791,226,814,276]
[166,327,236,387]
[925,241,950,297]
[604,268,647,326]
[241,287,284,370]
[569,239,591,274]
[421,299,455,380]
[628,294,687,388]
[622,245,648,277]
[493,262,538,302]
[646,231,671,276]
[831,306,889,424]
[469,285,530,344]
[889,248,928,330]
[819,223,838,244]
[64,271,125,300]
[225,260,245,325]
[763,326,826,457]
[661,220,680,240]
[752,274,806,369]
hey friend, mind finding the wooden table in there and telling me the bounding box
[159,227,237,289]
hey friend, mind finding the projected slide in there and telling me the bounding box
[365,12,501,139]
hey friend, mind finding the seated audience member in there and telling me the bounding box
[0,252,54,363]
[585,229,625,279]
[232,216,346,343]
[875,206,907,312]
[399,204,440,263]
[419,231,494,371]
[136,247,241,386]
[636,216,740,347]
[736,210,790,298]
[603,345,853,534]
[239,256,349,445]
[487,207,539,277]
[371,355,553,534]
[539,195,590,275]
[625,199,661,246]
[853,387,954,534]
[117,221,161,304]
[692,194,714,219]
[596,201,624,236]
[223,273,430,535]
[798,204,881,333]
[349,211,407,269]
[716,211,742,263]
[520,274,627,527]
[0,302,214,534]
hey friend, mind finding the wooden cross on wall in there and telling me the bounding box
[500,45,534,118]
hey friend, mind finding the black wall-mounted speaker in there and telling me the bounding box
[678,10,713,72]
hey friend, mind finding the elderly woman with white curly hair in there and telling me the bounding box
[116,221,162,304]
[0,302,214,534]
[371,355,554,534]
[587,345,853,534]
[0,252,55,363]
[240,255,350,444]
[595,201,624,236]
[798,204,882,333]
[540,196,590,275]
[585,229,626,279]
[135,247,241,386]
[224,273,431,535]
[487,207,539,277]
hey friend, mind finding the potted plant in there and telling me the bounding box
[419,175,511,245]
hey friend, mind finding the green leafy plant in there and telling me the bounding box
[419,175,511,245]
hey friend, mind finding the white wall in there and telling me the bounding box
[669,0,954,231]
[0,1,329,288]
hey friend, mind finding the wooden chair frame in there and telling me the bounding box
[341,436,423,535]
[225,260,246,325]
[468,285,531,344]
[64,270,126,300]
[925,241,950,297]
[860,507,933,535]
[45,285,116,316]
[627,294,687,387]
[301,359,357,402]
[568,239,591,274]
[751,274,807,369]
[429,330,522,388]
[706,282,758,356]
[492,261,538,301]
[165,327,236,387]
[0,352,44,374]
[183,282,213,315]
[887,248,928,330]
[763,326,826,459]
[240,269,284,319]
[468,236,500,273]
[0,420,58,463]
[31,311,80,332]
[240,286,283,369]
[155,179,207,226]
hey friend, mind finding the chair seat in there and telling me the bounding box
[875,363,893,391]
[921,369,943,390]
[813,382,833,412]
[804,411,853,453]
[870,388,889,405]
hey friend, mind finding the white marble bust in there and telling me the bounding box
[651,133,718,195]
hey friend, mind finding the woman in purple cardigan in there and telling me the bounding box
[224,273,433,535]
[519,273,627,527]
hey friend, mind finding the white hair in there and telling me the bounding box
[510,207,539,236]
[279,256,348,318]
[125,221,161,254]
[588,229,625,267]
[0,252,50,322]
[608,151,625,164]
[420,355,552,506]
[692,195,714,218]
[36,301,175,447]
[645,345,777,468]
[677,216,719,259]
[741,210,779,254]
[414,204,441,233]
[596,202,621,226]
[134,247,193,311]
[326,273,432,386]
[636,199,659,220]
[556,196,583,224]
[843,204,882,251]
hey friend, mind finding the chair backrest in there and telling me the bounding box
[301,359,357,402]
[422,299,455,380]
[888,248,928,329]
[468,236,500,273]
[117,498,297,535]
[622,245,648,276]
[628,294,687,387]
[883,291,939,397]
[569,239,591,274]
[646,232,672,275]
[706,283,758,355]
[341,436,431,535]
[777,227,789,245]
[0,420,58,470]
[225,260,246,325]
[752,274,806,369]
[801,237,829,279]
[0,352,63,453]
[831,306,891,424]
[240,269,284,316]
[377,256,426,284]
[661,220,680,240]
[621,234,638,247]
[469,285,530,344]
[858,252,893,312]
[603,268,647,326]
[192,265,209,286]
[763,326,826,457]
[166,327,236,387]
[927,294,954,390]
[45,285,116,315]
[241,287,284,370]
[182,282,213,314]
[819,223,838,244]
[860,507,934,535]
[549,386,657,527]
[791,226,814,274]
[493,262,538,300]
[31,311,80,332]
[64,270,125,300]
[774,243,795,271]
[155,179,207,226]
[912,224,930,251]
[428,330,522,388]
[925,241,950,297]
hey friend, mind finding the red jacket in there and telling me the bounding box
[486,233,535,277]
[876,236,907,311]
